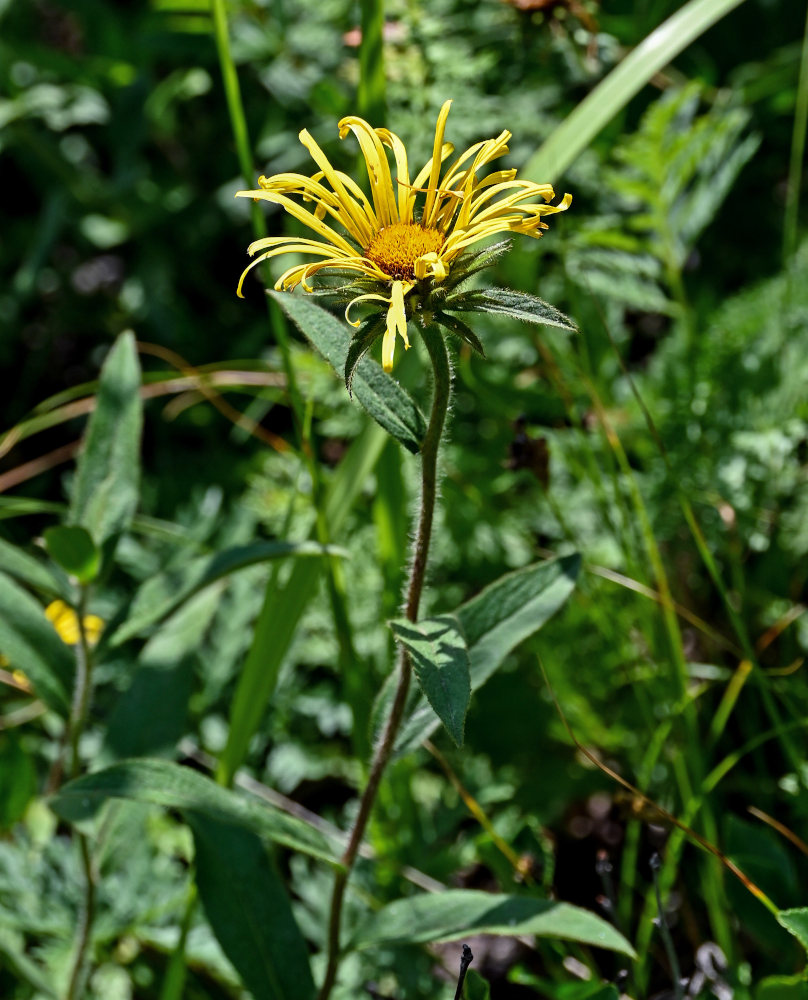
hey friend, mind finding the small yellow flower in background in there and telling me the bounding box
[45,600,104,647]
[236,100,571,372]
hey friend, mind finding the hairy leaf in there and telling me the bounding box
[50,759,340,865]
[445,288,577,332]
[394,554,580,755]
[68,332,143,545]
[390,615,470,747]
[192,817,316,1000]
[270,290,426,453]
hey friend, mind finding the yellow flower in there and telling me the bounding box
[236,100,571,372]
[45,600,104,647]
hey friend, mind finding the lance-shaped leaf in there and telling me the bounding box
[390,615,470,747]
[0,536,66,598]
[192,817,316,1000]
[444,288,577,332]
[69,332,143,545]
[0,571,73,715]
[393,554,580,755]
[439,239,512,289]
[349,890,636,958]
[269,290,426,453]
[435,312,486,358]
[108,539,345,646]
[345,314,386,395]
[50,758,340,865]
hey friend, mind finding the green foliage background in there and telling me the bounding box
[1,0,808,997]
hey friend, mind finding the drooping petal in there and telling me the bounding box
[382,280,411,373]
[345,292,392,328]
[298,130,377,244]
[235,189,357,256]
[339,115,398,228]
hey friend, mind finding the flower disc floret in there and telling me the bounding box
[236,100,571,371]
[365,223,445,281]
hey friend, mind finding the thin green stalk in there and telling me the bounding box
[581,373,732,964]
[159,884,198,1000]
[68,586,92,780]
[600,320,803,774]
[211,0,360,788]
[210,0,304,430]
[65,835,95,1000]
[650,855,683,1000]
[358,0,386,123]
[317,326,451,1000]
[784,0,808,264]
[64,587,96,1000]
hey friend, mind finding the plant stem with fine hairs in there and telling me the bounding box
[317,325,451,1000]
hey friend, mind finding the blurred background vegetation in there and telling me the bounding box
[2,0,808,996]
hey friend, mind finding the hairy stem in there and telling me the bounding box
[317,326,451,1000]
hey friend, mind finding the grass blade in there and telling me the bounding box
[524,0,750,184]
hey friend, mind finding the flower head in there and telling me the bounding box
[237,100,571,372]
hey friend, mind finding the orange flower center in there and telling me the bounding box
[365,223,444,280]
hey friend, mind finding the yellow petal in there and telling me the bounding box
[339,116,397,227]
[44,600,103,647]
[382,280,411,372]
[345,291,391,328]
[381,325,396,373]
[423,101,454,224]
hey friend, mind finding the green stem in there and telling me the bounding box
[68,586,91,780]
[210,0,304,433]
[65,834,95,1000]
[784,0,808,264]
[211,0,359,790]
[159,883,198,1000]
[358,0,386,123]
[65,587,96,1000]
[316,326,451,1000]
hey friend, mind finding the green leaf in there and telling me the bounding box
[345,314,386,395]
[465,969,491,1000]
[68,332,143,545]
[349,890,636,958]
[445,288,577,332]
[390,615,470,747]
[269,290,427,454]
[104,589,218,759]
[523,0,751,185]
[50,759,340,866]
[43,525,100,584]
[756,974,808,1000]
[394,554,581,754]
[108,539,345,646]
[777,909,808,953]
[219,421,388,786]
[444,239,511,288]
[0,571,73,714]
[435,312,486,357]
[191,817,316,1000]
[0,536,65,597]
